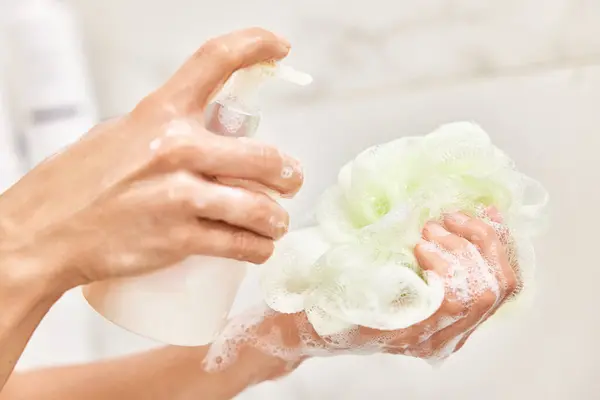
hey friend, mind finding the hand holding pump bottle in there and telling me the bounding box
[84,61,313,346]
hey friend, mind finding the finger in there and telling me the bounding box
[443,212,517,298]
[161,172,289,239]
[443,212,504,262]
[188,219,275,264]
[156,133,303,197]
[414,239,452,276]
[485,206,503,224]
[422,221,471,252]
[422,219,514,304]
[480,208,519,296]
[163,27,290,110]
[482,206,510,247]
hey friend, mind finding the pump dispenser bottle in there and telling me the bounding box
[83,62,312,347]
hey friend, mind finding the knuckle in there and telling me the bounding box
[152,137,181,165]
[164,172,200,206]
[232,230,258,256]
[230,230,274,263]
[472,222,496,241]
[169,171,196,188]
[231,230,253,254]
[154,133,206,166]
[414,243,426,256]
[132,93,183,122]
[479,291,498,309]
[198,38,238,66]
[456,236,474,251]
[443,299,466,316]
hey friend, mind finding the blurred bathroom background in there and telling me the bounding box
[1,0,599,399]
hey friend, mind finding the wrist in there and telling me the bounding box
[193,344,303,399]
[234,345,294,380]
[0,236,72,309]
[0,255,63,364]
[222,345,306,393]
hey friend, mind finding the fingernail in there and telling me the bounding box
[281,156,302,179]
[281,165,294,179]
[275,34,292,49]
[269,215,289,239]
[446,212,469,224]
[425,222,450,237]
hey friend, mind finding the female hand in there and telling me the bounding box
[0,28,303,294]
[204,211,518,378]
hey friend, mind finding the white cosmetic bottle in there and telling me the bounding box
[2,0,98,167]
[0,87,22,193]
[83,62,312,347]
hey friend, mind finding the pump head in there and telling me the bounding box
[205,62,312,138]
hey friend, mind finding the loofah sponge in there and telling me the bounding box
[259,122,549,337]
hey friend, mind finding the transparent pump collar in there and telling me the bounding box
[205,62,313,138]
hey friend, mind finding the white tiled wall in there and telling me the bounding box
[3,0,600,398]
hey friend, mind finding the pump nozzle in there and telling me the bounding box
[240,61,313,87]
[205,62,312,138]
[274,64,313,86]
